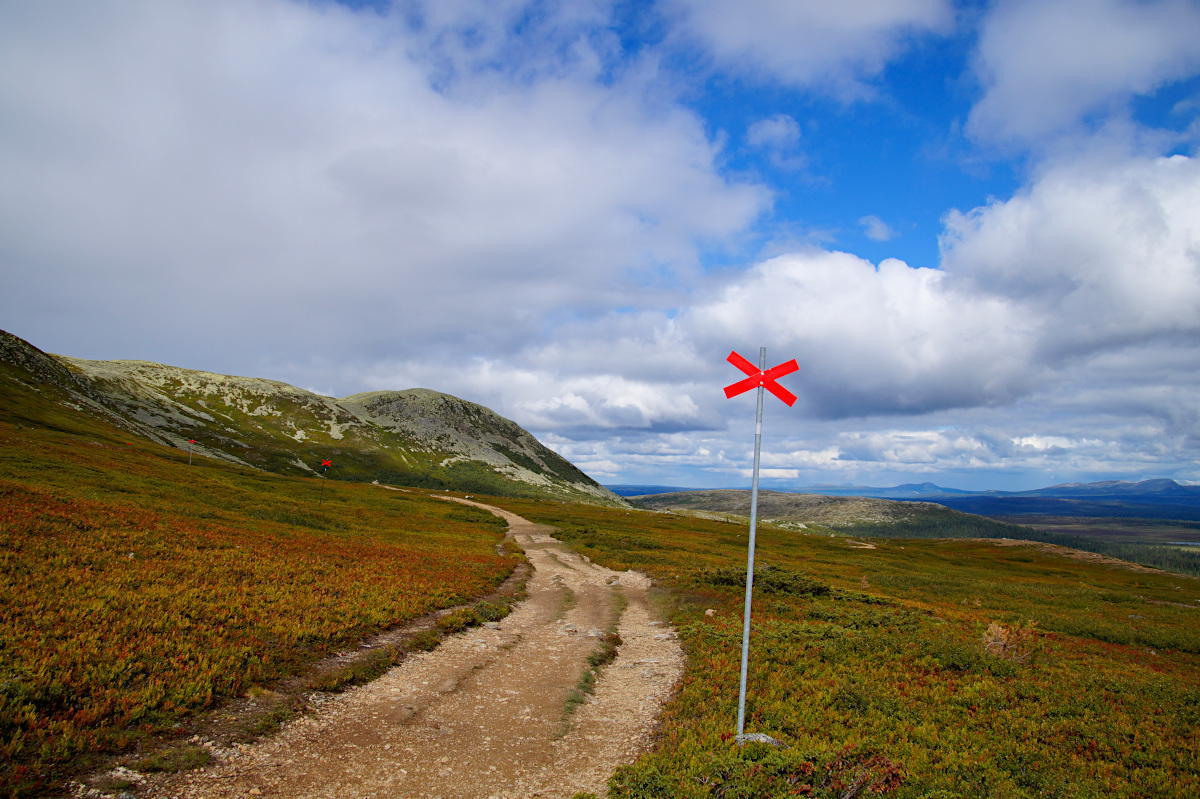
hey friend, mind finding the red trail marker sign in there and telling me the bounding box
[725,348,798,745]
[724,350,799,406]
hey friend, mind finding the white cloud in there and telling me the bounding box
[738,468,799,479]
[857,214,897,241]
[687,250,1035,417]
[5,0,1200,492]
[668,0,954,96]
[393,152,1198,435]
[0,0,767,368]
[746,114,801,148]
[968,0,1200,146]
[401,150,1200,487]
[940,153,1200,361]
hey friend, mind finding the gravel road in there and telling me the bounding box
[137,498,684,799]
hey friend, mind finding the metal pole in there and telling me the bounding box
[736,346,766,740]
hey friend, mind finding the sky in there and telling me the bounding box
[3,0,1200,491]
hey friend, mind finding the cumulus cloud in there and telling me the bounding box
[5,0,1200,490]
[968,0,1200,146]
[686,250,1035,418]
[857,215,897,241]
[940,153,1200,361]
[746,114,801,148]
[0,0,767,369]
[668,0,954,96]
[745,113,807,171]
[407,151,1200,485]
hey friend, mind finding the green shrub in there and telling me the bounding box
[408,629,441,652]
[131,744,212,773]
[437,607,478,634]
[474,600,510,623]
[697,564,831,596]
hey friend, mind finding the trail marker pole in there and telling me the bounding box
[319,459,332,507]
[724,347,798,743]
[188,439,195,466]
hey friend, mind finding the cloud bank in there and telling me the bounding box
[3,0,1200,489]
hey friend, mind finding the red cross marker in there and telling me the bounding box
[724,350,799,406]
[321,459,332,467]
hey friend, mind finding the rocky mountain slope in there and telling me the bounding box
[0,329,620,503]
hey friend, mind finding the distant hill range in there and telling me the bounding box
[619,479,1200,521]
[796,480,1200,520]
[0,330,621,504]
[607,484,700,497]
[629,488,953,528]
[627,489,1034,541]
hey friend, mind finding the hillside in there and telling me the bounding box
[630,488,1014,532]
[0,392,520,795]
[633,488,1200,577]
[0,329,619,504]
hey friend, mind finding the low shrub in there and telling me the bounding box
[981,620,1039,665]
[408,629,442,652]
[437,607,478,634]
[474,600,510,623]
[697,564,831,597]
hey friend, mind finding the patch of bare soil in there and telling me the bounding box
[114,498,683,799]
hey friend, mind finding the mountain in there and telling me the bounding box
[1006,479,1200,499]
[796,482,976,499]
[792,478,1200,520]
[0,330,621,504]
[605,484,704,497]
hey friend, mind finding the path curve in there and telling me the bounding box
[141,497,684,799]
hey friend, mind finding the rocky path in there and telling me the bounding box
[140,498,684,799]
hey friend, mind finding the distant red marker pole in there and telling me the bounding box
[188,439,196,466]
[319,459,332,506]
[724,348,798,744]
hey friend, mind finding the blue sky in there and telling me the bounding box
[3,0,1200,491]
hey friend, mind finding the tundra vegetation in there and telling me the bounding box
[0,417,516,797]
[494,498,1200,798]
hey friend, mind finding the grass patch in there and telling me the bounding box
[437,607,479,635]
[129,744,212,773]
[473,599,510,623]
[564,590,626,722]
[408,628,442,652]
[305,646,406,693]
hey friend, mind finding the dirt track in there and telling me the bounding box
[137,498,684,799]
